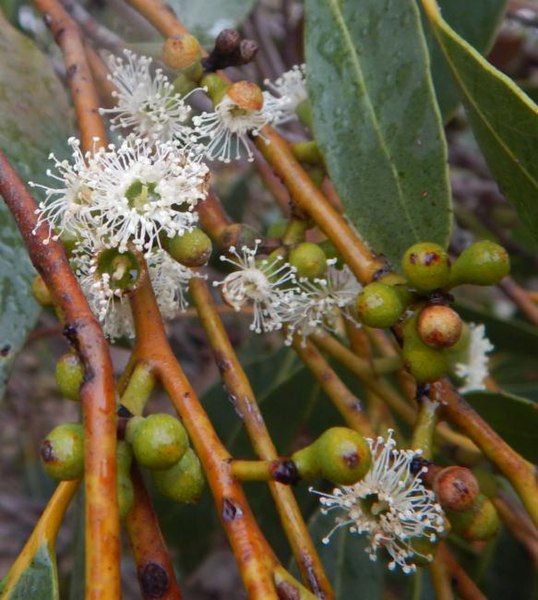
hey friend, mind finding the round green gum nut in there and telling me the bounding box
[356,282,405,329]
[40,423,84,480]
[401,242,451,292]
[117,473,135,519]
[450,240,510,287]
[288,242,327,279]
[131,413,189,471]
[315,427,371,485]
[152,448,205,504]
[32,275,53,307]
[402,344,449,383]
[55,352,84,401]
[166,228,213,267]
[448,495,500,541]
[125,416,146,444]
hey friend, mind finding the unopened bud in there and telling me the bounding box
[40,423,84,480]
[166,228,212,267]
[162,34,201,70]
[215,28,241,54]
[238,39,259,64]
[450,240,510,287]
[433,466,479,512]
[227,81,264,111]
[55,352,84,401]
[417,305,462,349]
[402,242,451,292]
[152,448,205,504]
[288,242,327,279]
[448,494,500,541]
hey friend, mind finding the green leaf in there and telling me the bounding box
[168,0,256,44]
[424,0,507,120]
[465,391,538,463]
[0,15,74,398]
[422,0,538,244]
[305,0,452,265]
[3,544,59,599]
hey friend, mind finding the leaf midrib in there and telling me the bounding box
[326,0,420,240]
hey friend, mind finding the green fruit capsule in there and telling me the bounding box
[448,495,500,541]
[291,442,320,480]
[32,275,53,307]
[131,414,189,471]
[401,242,451,292]
[356,282,405,329]
[166,228,213,267]
[55,352,84,401]
[402,345,449,383]
[288,242,327,279]
[450,240,510,287]
[417,305,462,349]
[315,427,372,485]
[40,423,84,480]
[152,448,205,504]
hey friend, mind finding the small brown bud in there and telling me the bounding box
[238,39,259,64]
[417,305,462,349]
[227,81,264,111]
[434,466,479,512]
[215,29,241,55]
[162,34,201,70]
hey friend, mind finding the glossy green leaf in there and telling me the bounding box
[0,15,74,398]
[3,544,59,599]
[465,390,538,463]
[422,0,538,244]
[424,0,507,119]
[305,0,452,265]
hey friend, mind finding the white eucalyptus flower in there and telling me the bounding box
[263,64,308,125]
[213,241,297,333]
[87,135,208,254]
[312,430,445,574]
[281,265,362,344]
[455,323,494,393]
[30,137,99,243]
[193,81,269,163]
[147,248,200,319]
[100,50,196,145]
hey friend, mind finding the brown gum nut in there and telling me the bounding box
[162,34,201,70]
[434,466,479,512]
[417,305,463,349]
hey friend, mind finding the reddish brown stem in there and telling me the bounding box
[126,467,182,599]
[190,279,333,599]
[34,0,106,152]
[291,337,374,437]
[499,277,538,327]
[0,151,120,599]
[130,272,278,599]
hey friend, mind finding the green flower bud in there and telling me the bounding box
[315,427,372,485]
[288,242,327,279]
[165,228,212,267]
[152,448,205,504]
[417,305,463,349]
[356,282,405,329]
[32,275,53,307]
[55,352,84,401]
[448,494,500,541]
[401,242,451,292]
[450,241,510,287]
[40,423,84,480]
[291,427,372,485]
[131,414,189,471]
[402,314,449,382]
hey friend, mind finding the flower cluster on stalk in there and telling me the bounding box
[312,430,446,573]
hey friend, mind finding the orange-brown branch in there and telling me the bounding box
[0,150,120,599]
[126,467,183,599]
[34,0,106,152]
[130,272,278,599]
[190,279,333,598]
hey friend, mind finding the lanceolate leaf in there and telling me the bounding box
[3,544,59,600]
[0,15,74,398]
[425,0,507,120]
[422,0,538,244]
[305,0,452,265]
[465,391,538,463]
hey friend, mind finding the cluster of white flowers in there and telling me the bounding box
[263,64,308,125]
[454,323,494,393]
[312,430,445,573]
[213,244,361,337]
